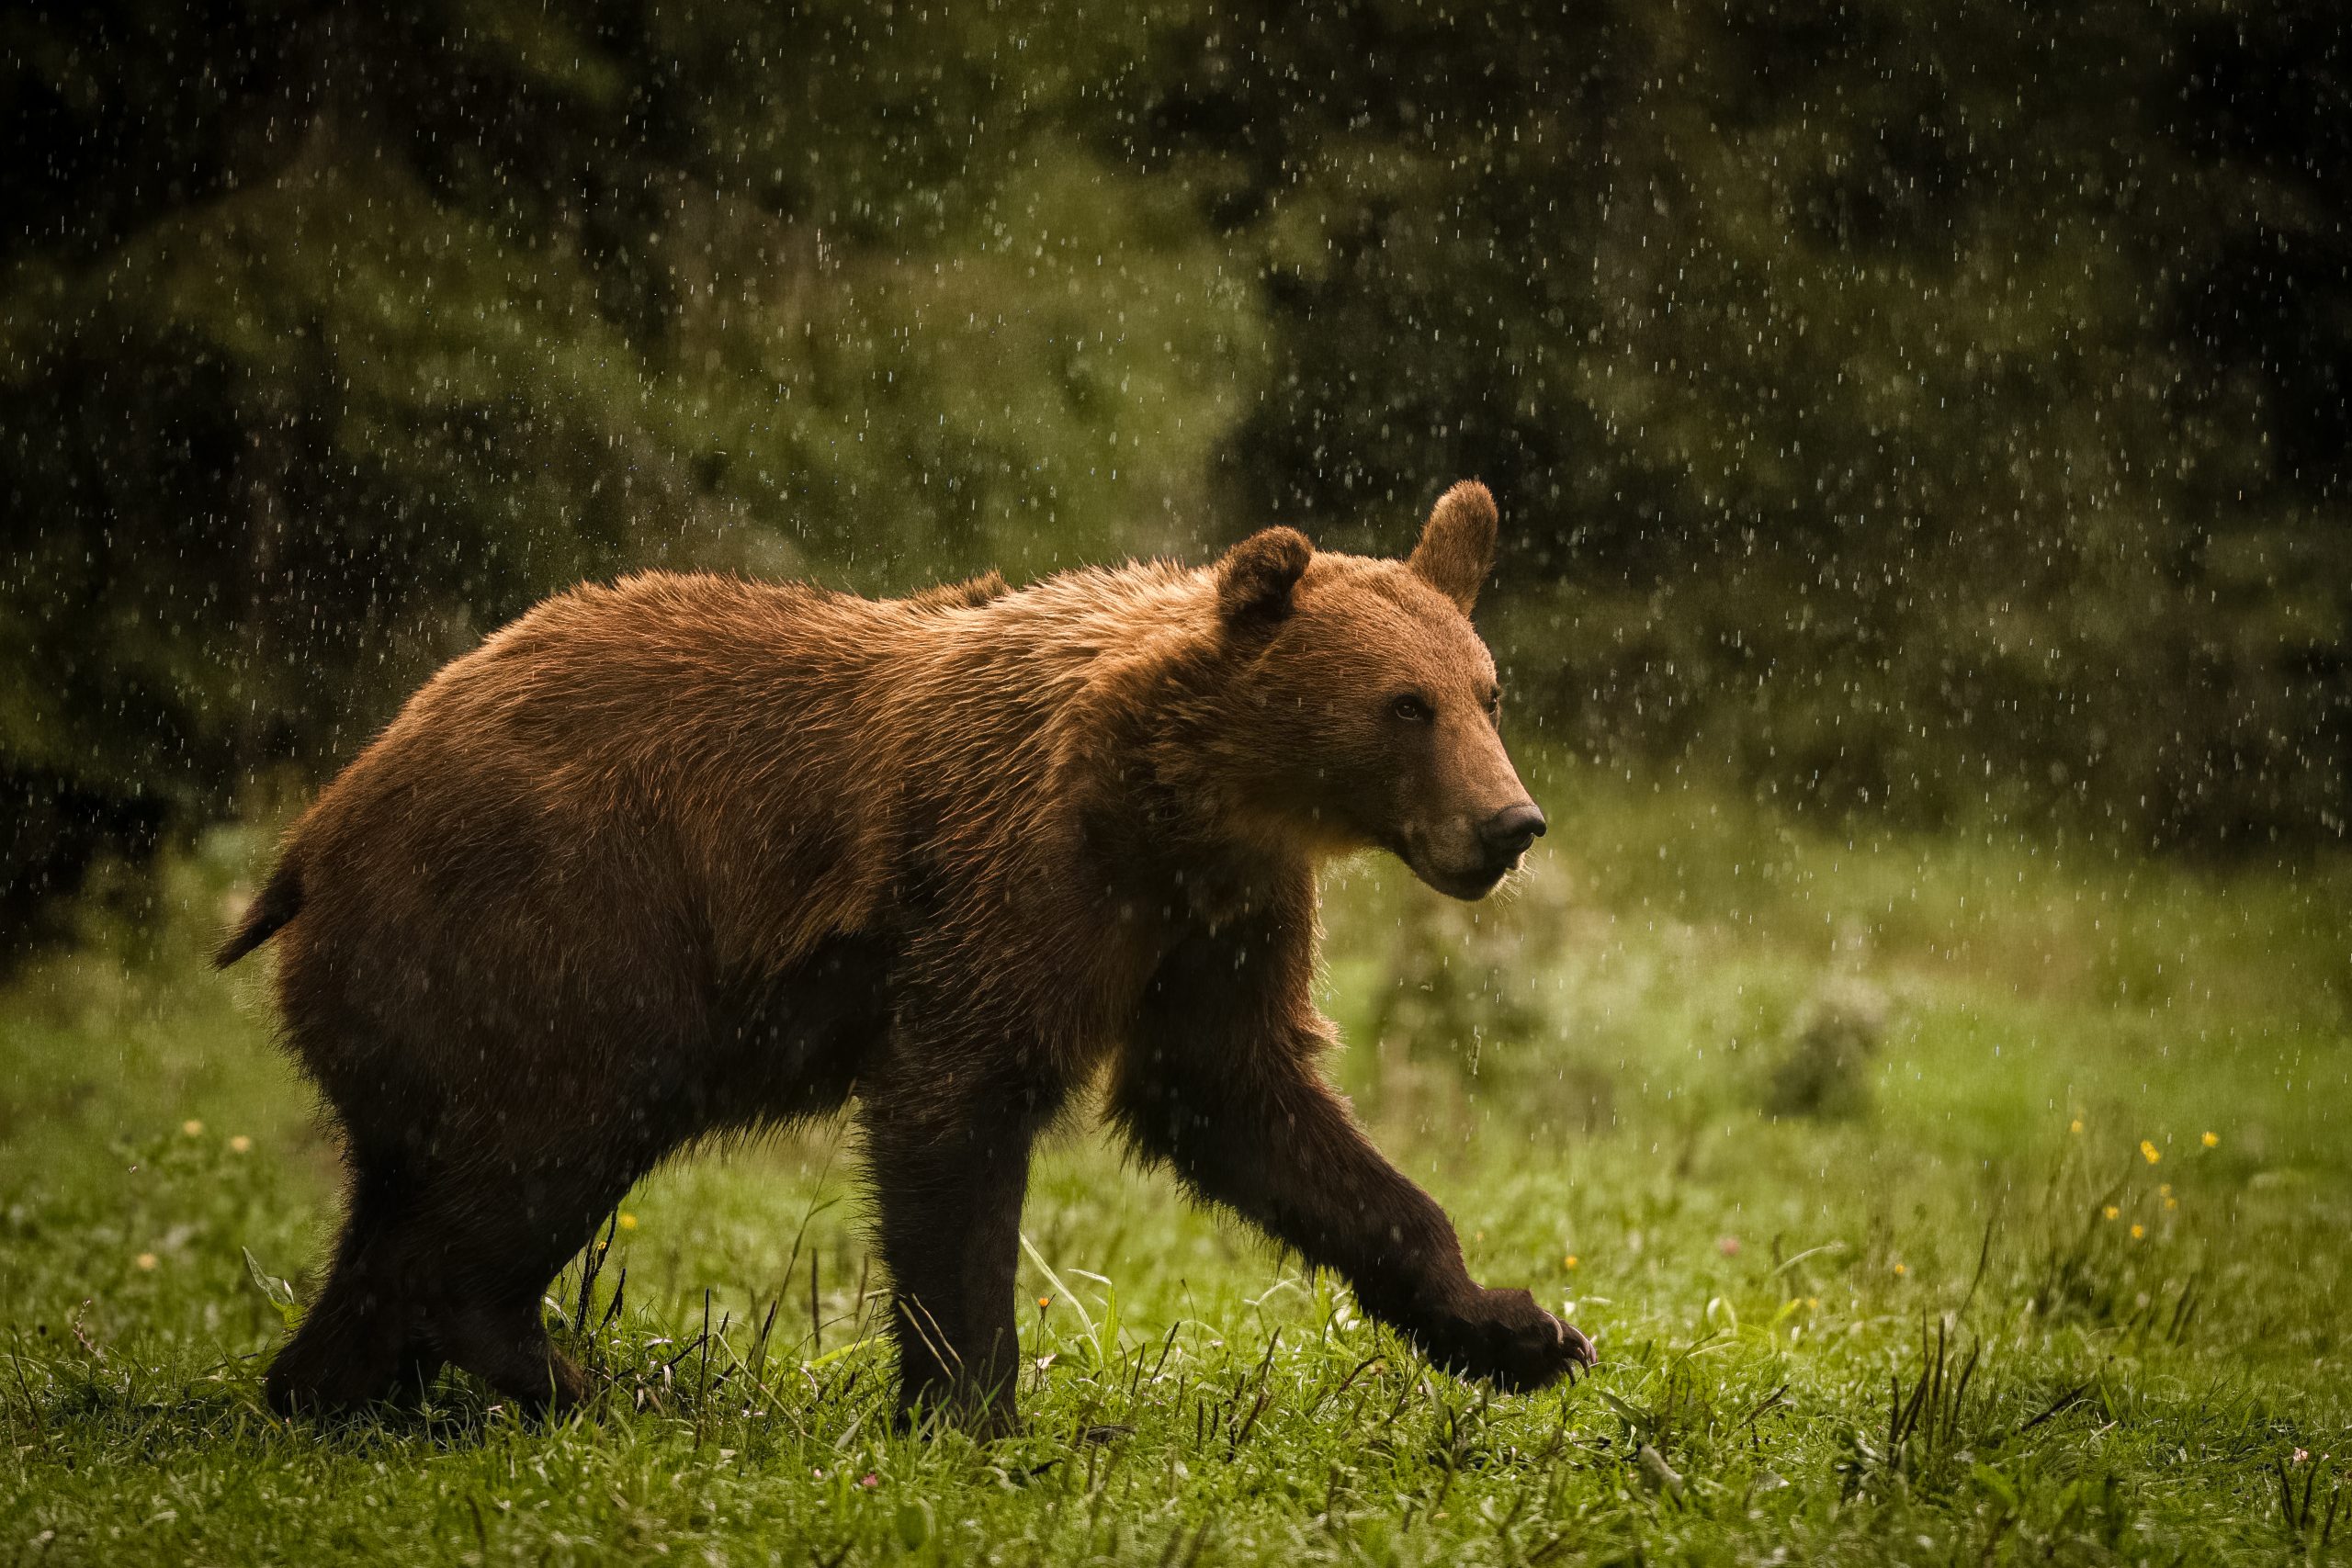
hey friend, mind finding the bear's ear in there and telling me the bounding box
[1408,480,1498,614]
[1216,525,1313,633]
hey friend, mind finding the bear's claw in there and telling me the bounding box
[1422,1285,1597,1393]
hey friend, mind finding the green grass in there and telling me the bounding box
[5,765,2350,1564]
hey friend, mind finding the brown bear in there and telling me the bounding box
[216,479,1595,1429]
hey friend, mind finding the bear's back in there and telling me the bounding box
[285,562,1216,982]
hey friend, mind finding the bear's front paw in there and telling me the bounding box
[1426,1287,1597,1393]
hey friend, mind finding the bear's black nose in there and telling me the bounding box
[1479,802,1547,862]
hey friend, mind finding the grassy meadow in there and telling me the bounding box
[3,761,2348,1565]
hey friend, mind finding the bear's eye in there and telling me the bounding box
[1391,694,1433,724]
[1487,688,1504,717]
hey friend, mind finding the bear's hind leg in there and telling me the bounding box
[403,1140,657,1415]
[265,1154,420,1415]
[435,1297,590,1414]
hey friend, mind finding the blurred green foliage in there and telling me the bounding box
[3,0,2346,939]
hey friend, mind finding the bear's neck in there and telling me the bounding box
[1101,660,1323,930]
[930,558,1324,926]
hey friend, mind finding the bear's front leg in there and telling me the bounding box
[859,1066,1054,1437]
[1116,1035,1594,1389]
[1119,908,1596,1392]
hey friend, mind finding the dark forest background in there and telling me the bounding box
[5,0,2348,948]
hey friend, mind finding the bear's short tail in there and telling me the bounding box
[215,844,305,968]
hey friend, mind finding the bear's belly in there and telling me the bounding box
[698,931,897,1129]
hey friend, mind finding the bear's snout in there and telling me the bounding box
[1477,801,1546,868]
[1404,798,1544,900]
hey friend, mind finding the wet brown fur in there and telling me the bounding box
[220,479,1592,1427]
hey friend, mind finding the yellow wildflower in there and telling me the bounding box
[2102,1205,2120,1221]
[135,1252,158,1270]
[1563,1255,1579,1269]
[2069,1119,2084,1134]
[2141,1140,2162,1165]
[2165,1198,2177,1211]
[181,1119,204,1137]
[229,1134,253,1155]
[1037,1296,1051,1310]
[616,1213,639,1231]
[1892,1262,1907,1277]
[2129,1224,2145,1240]
[2201,1131,2219,1148]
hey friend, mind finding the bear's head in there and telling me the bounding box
[1208,480,1544,900]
